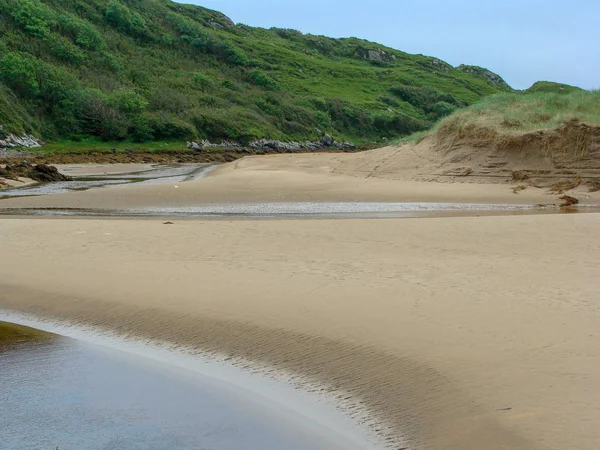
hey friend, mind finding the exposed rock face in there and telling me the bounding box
[0,162,71,182]
[431,58,452,72]
[187,135,356,153]
[367,50,383,62]
[457,65,511,89]
[363,49,396,63]
[0,134,42,149]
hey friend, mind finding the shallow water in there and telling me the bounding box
[0,321,377,450]
[2,163,596,219]
[0,164,213,199]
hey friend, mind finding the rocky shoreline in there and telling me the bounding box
[187,134,356,153]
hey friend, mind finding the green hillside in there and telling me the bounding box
[0,0,515,145]
[525,81,584,95]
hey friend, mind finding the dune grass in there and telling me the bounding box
[389,90,600,152]
[442,90,600,134]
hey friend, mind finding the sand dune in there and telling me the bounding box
[2,214,600,449]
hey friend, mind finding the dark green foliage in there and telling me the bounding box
[0,53,40,98]
[5,0,56,38]
[105,1,146,37]
[247,69,279,90]
[0,0,516,143]
[49,35,86,64]
[58,13,105,50]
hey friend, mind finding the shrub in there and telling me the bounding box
[105,1,147,37]
[58,14,105,50]
[0,53,40,98]
[431,101,457,119]
[166,13,248,66]
[78,89,127,140]
[149,89,189,113]
[148,113,197,140]
[373,112,429,135]
[108,89,148,114]
[130,114,154,142]
[49,36,86,65]
[7,0,56,38]
[391,85,456,106]
[192,73,212,91]
[247,69,279,90]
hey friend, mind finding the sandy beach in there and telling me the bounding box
[3,144,600,210]
[2,150,600,449]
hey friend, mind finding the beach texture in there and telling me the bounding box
[2,146,600,448]
[1,212,599,449]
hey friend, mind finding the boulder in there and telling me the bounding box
[187,141,202,151]
[0,162,71,182]
[367,50,383,62]
[321,134,334,147]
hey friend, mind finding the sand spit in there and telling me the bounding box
[2,215,600,449]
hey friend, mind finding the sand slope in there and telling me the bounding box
[2,215,600,449]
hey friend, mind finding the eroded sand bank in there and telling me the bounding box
[2,214,599,449]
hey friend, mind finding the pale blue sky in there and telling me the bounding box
[181,0,599,90]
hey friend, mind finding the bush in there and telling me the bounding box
[149,89,190,113]
[167,13,248,66]
[78,89,127,140]
[49,36,86,65]
[148,113,197,140]
[192,73,212,91]
[247,69,279,90]
[431,101,457,119]
[58,14,105,50]
[105,1,147,37]
[130,114,154,142]
[7,0,56,38]
[108,89,148,114]
[0,53,40,98]
[377,113,429,135]
[390,85,459,119]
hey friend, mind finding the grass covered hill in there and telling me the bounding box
[0,0,516,145]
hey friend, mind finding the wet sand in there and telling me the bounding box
[2,156,598,211]
[2,214,600,449]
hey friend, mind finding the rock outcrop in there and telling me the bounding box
[187,135,356,153]
[0,162,71,182]
[0,133,42,149]
[457,65,511,89]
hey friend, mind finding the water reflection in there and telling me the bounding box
[0,164,213,199]
[0,322,364,450]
